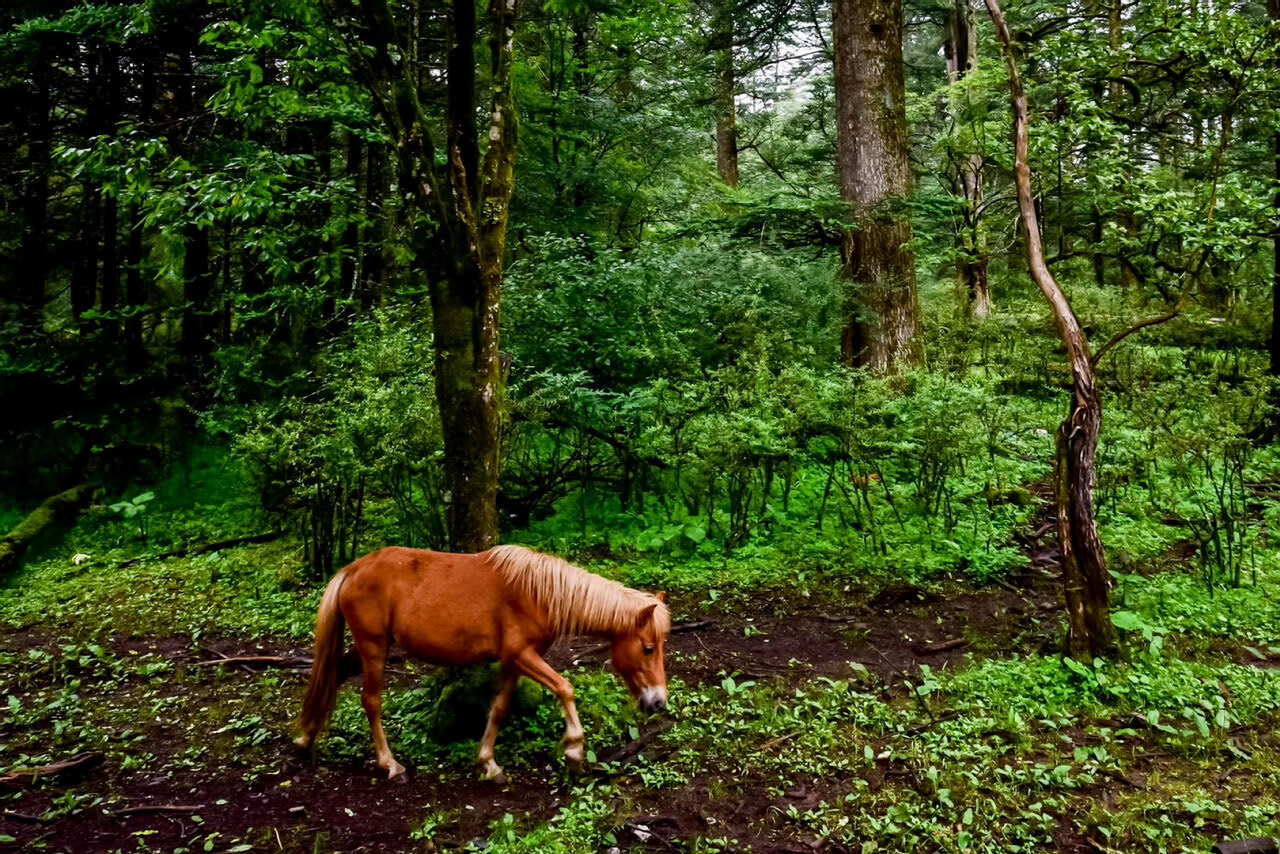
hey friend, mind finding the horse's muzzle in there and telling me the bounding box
[639,688,668,714]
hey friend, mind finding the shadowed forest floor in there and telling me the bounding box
[3,521,1279,853]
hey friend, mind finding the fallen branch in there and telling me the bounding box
[0,752,104,791]
[117,532,282,568]
[0,483,99,578]
[191,654,313,669]
[757,731,802,752]
[598,720,676,765]
[913,638,970,655]
[108,804,204,817]
[1099,768,1146,790]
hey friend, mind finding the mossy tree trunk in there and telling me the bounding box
[832,0,922,373]
[1270,0,1280,378]
[330,0,520,551]
[985,0,1117,660]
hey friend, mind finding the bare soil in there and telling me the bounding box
[0,560,1077,854]
[0,506,1140,854]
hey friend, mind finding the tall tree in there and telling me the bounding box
[326,0,520,551]
[711,0,739,187]
[942,0,990,318]
[832,0,922,373]
[1271,0,1280,378]
[985,0,1116,660]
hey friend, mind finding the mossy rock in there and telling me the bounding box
[410,666,549,743]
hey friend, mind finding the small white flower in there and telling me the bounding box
[71,553,91,566]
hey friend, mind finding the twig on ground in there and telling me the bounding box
[0,752,104,791]
[598,719,676,764]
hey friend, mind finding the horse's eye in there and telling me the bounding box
[643,645,655,656]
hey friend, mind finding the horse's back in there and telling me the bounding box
[338,547,514,666]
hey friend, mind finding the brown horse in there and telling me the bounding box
[293,545,670,783]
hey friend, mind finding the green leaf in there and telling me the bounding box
[1110,610,1144,631]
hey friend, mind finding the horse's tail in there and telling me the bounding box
[295,569,349,749]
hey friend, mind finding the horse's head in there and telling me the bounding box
[611,592,670,714]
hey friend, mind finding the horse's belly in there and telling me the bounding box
[390,608,501,666]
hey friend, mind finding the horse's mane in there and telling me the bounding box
[486,545,670,639]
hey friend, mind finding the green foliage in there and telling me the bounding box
[221,307,446,576]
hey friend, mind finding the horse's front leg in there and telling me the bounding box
[476,664,520,783]
[512,648,586,770]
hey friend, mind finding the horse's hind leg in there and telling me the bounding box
[476,664,519,783]
[353,635,407,782]
[512,649,586,770]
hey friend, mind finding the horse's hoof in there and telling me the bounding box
[388,770,409,785]
[484,768,507,786]
[292,735,312,754]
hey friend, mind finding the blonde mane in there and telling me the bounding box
[486,545,670,639]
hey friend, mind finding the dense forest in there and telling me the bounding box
[3,0,1280,851]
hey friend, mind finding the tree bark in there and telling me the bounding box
[1270,0,1280,377]
[943,0,990,318]
[335,0,519,552]
[180,223,215,386]
[18,65,51,334]
[984,0,1116,660]
[832,0,922,373]
[712,0,739,187]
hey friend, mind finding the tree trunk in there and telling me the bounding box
[712,0,739,187]
[339,0,520,552]
[1270,0,1280,377]
[181,223,215,387]
[70,183,101,321]
[362,142,390,309]
[832,0,922,373]
[944,0,990,318]
[984,0,1116,660]
[125,205,147,371]
[19,66,51,333]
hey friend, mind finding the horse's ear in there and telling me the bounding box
[656,591,668,604]
[636,602,658,629]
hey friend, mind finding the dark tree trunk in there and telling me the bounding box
[341,132,363,318]
[125,205,146,371]
[181,224,215,385]
[986,0,1116,660]
[70,184,102,320]
[712,0,739,187]
[1271,0,1280,377]
[944,0,990,318]
[362,142,390,309]
[18,66,52,333]
[832,0,922,373]
[340,0,520,552]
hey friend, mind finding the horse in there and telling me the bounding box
[293,544,670,783]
